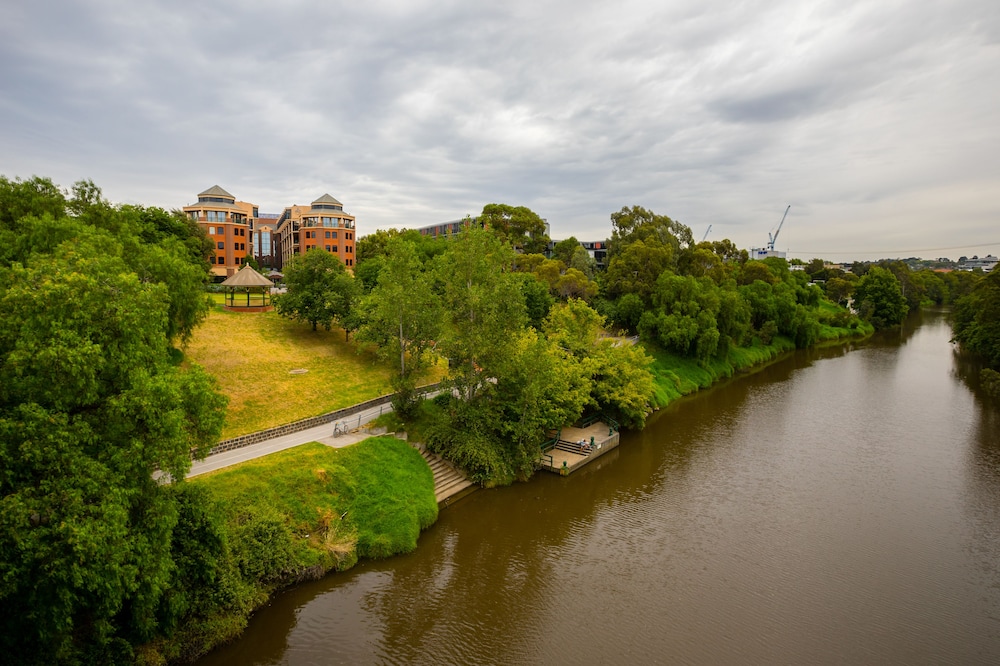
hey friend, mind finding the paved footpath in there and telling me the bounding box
[185,401,398,479]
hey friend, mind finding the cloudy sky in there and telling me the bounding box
[1,0,998,262]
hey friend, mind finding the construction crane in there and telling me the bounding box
[767,205,791,252]
[701,224,712,242]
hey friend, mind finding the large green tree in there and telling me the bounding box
[953,268,1000,368]
[274,248,358,334]
[356,239,441,413]
[0,177,226,663]
[434,227,527,401]
[479,203,549,254]
[853,266,908,329]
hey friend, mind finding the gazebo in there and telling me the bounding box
[219,264,275,312]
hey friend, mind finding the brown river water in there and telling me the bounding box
[198,309,1000,665]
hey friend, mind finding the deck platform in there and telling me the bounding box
[538,421,620,475]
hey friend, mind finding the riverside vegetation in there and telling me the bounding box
[1,177,986,665]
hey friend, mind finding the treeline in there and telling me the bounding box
[951,267,1000,398]
[352,226,653,485]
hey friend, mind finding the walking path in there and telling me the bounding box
[186,401,400,478]
[183,393,477,506]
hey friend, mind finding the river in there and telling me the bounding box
[198,309,1000,665]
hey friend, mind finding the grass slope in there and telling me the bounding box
[185,307,438,438]
[194,437,438,560]
[646,338,796,408]
[148,438,437,662]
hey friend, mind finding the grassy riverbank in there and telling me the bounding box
[182,308,444,439]
[646,315,873,408]
[145,437,437,664]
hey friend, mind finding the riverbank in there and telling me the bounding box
[143,438,436,664]
[646,319,872,409]
[171,326,871,664]
[193,310,1000,665]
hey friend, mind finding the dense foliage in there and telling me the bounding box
[953,268,1000,369]
[0,177,226,664]
[853,266,909,329]
[274,247,359,335]
[350,224,657,485]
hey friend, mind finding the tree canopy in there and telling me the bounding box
[274,248,359,334]
[953,268,1000,368]
[853,266,909,329]
[0,176,226,663]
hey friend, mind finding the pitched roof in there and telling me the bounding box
[198,185,235,199]
[219,264,274,287]
[312,193,342,206]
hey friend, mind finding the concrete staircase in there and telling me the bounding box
[415,445,476,506]
[552,438,594,456]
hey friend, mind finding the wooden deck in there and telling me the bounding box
[538,421,620,475]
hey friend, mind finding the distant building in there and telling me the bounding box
[184,187,358,274]
[273,194,357,269]
[749,248,786,260]
[415,217,483,238]
[183,185,256,278]
[961,255,997,273]
[253,213,280,269]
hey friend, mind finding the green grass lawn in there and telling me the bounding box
[184,308,444,439]
[192,438,438,560]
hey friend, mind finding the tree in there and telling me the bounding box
[603,238,675,302]
[556,267,599,300]
[0,202,226,662]
[543,300,655,429]
[825,276,855,306]
[604,205,693,301]
[274,248,358,334]
[588,340,655,429]
[551,236,580,265]
[243,252,261,272]
[355,239,441,414]
[953,269,1000,368]
[514,272,554,330]
[479,203,549,254]
[853,266,908,329]
[433,227,527,401]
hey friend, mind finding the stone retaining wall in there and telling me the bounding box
[203,383,442,457]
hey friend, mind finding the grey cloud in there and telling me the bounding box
[1,0,998,261]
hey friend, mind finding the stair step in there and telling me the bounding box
[416,446,475,505]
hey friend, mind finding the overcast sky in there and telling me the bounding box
[2,0,998,262]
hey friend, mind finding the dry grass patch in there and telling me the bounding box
[184,308,442,438]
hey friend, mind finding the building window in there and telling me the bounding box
[332,246,338,253]
[331,231,338,239]
[325,231,331,238]
[217,241,224,250]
